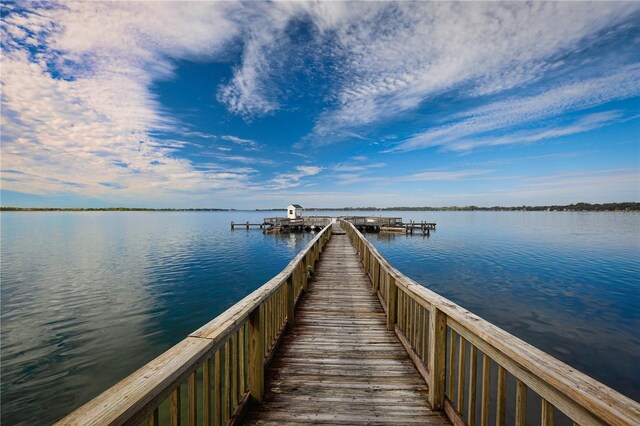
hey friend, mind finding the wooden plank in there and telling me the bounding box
[203,358,211,426]
[468,346,478,426]
[515,379,527,426]
[481,354,491,426]
[248,304,264,404]
[448,328,456,399]
[231,333,238,409]
[214,350,221,426]
[238,325,245,398]
[542,399,554,426]
[146,408,158,426]
[171,386,181,426]
[456,335,466,412]
[188,371,197,426]
[387,275,397,331]
[223,339,230,424]
[496,365,506,426]
[428,306,447,410]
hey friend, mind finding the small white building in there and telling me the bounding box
[287,204,303,219]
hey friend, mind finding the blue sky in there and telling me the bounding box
[1,2,639,208]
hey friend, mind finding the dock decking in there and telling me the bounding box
[244,225,450,424]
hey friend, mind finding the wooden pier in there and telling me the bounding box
[56,220,640,426]
[233,216,436,235]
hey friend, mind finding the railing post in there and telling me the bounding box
[428,306,447,410]
[372,259,379,295]
[248,304,264,404]
[386,275,397,330]
[286,274,295,329]
[302,255,308,292]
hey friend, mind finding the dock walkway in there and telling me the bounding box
[245,225,450,425]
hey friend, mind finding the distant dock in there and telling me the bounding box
[231,215,436,235]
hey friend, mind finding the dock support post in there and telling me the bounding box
[248,304,264,404]
[286,275,295,329]
[231,221,234,230]
[246,221,249,230]
[428,306,447,410]
[386,275,397,331]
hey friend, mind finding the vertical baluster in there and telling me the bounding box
[468,346,477,426]
[223,339,230,424]
[214,350,221,426]
[239,324,246,399]
[457,335,466,412]
[481,354,491,426]
[203,357,211,426]
[171,385,181,426]
[496,365,506,426]
[448,329,457,399]
[428,306,446,410]
[146,408,159,426]
[416,304,423,360]
[515,379,527,426]
[231,332,238,409]
[407,298,413,344]
[386,275,397,331]
[248,304,264,404]
[411,299,417,349]
[188,371,197,426]
[541,399,554,426]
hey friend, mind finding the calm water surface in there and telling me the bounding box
[1,211,639,424]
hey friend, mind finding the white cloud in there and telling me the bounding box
[445,111,629,152]
[270,166,323,189]
[392,66,640,152]
[220,135,258,149]
[332,162,385,172]
[0,3,249,199]
[300,2,640,145]
[403,170,491,182]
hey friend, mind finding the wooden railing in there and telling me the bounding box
[341,220,640,426]
[55,224,332,426]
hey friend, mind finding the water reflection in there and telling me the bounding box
[1,211,314,425]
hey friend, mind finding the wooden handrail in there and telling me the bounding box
[340,219,640,426]
[55,224,333,426]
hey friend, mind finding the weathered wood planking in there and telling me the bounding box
[342,220,640,426]
[244,230,451,425]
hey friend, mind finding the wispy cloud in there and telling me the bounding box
[392,66,640,152]
[301,2,640,145]
[270,166,323,189]
[402,170,491,182]
[446,111,631,152]
[220,135,259,149]
[332,162,385,172]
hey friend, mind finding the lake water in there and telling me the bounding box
[1,211,639,424]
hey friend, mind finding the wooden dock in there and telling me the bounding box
[244,225,450,424]
[56,220,640,426]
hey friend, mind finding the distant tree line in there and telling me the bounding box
[2,202,638,212]
[302,202,640,212]
[0,207,233,212]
